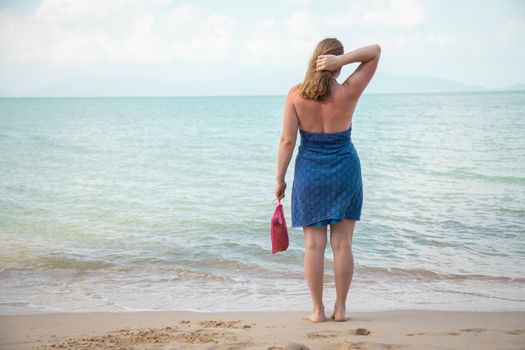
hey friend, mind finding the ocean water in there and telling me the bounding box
[0,91,524,315]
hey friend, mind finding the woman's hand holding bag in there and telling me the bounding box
[270,198,289,254]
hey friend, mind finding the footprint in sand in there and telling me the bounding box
[172,328,239,344]
[405,332,426,336]
[265,342,310,350]
[198,319,251,329]
[459,328,487,333]
[328,340,399,350]
[205,340,256,349]
[406,331,461,337]
[284,342,311,350]
[406,328,490,337]
[307,331,340,339]
[355,328,372,335]
[307,328,372,340]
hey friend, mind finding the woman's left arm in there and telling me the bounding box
[274,87,299,200]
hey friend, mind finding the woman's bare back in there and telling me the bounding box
[291,81,359,133]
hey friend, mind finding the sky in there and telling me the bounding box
[0,0,524,95]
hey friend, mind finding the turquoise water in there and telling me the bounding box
[0,91,524,314]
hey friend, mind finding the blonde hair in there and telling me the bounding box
[299,38,344,101]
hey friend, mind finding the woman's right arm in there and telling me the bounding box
[316,43,381,97]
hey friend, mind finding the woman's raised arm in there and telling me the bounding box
[316,44,381,97]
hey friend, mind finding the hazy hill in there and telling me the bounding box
[1,71,522,97]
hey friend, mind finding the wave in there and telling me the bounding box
[430,169,525,185]
[2,252,523,285]
[357,265,525,283]
[432,288,525,302]
[0,254,238,283]
[0,254,116,272]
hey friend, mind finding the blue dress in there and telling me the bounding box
[291,125,363,228]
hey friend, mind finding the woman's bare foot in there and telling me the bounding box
[330,303,349,321]
[307,306,326,323]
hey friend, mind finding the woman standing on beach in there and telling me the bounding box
[274,38,381,323]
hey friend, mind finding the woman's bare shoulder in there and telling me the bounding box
[288,83,302,99]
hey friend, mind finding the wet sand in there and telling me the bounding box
[1,309,524,349]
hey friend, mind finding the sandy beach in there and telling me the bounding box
[0,309,524,349]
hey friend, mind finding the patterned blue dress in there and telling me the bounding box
[291,125,363,228]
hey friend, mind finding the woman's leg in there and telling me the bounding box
[303,225,328,322]
[329,219,357,321]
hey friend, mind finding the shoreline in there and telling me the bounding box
[1,309,524,349]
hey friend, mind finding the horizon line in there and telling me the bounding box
[0,88,524,99]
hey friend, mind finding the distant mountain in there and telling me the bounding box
[505,83,525,91]
[365,72,487,93]
[0,71,523,97]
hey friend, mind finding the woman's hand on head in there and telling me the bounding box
[274,179,286,201]
[316,54,341,72]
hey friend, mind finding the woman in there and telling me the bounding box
[274,38,381,323]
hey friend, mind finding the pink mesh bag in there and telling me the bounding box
[270,198,289,254]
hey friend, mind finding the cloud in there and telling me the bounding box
[0,1,235,65]
[423,33,452,46]
[286,10,317,38]
[361,0,425,28]
[281,0,312,5]
[254,18,275,29]
[1,0,522,92]
[34,0,121,22]
[325,0,425,28]
[33,0,173,22]
[379,32,453,58]
[239,10,323,67]
[0,8,107,64]
[239,1,430,68]
[499,18,525,48]
[164,3,199,23]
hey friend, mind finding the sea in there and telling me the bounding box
[1,91,524,315]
